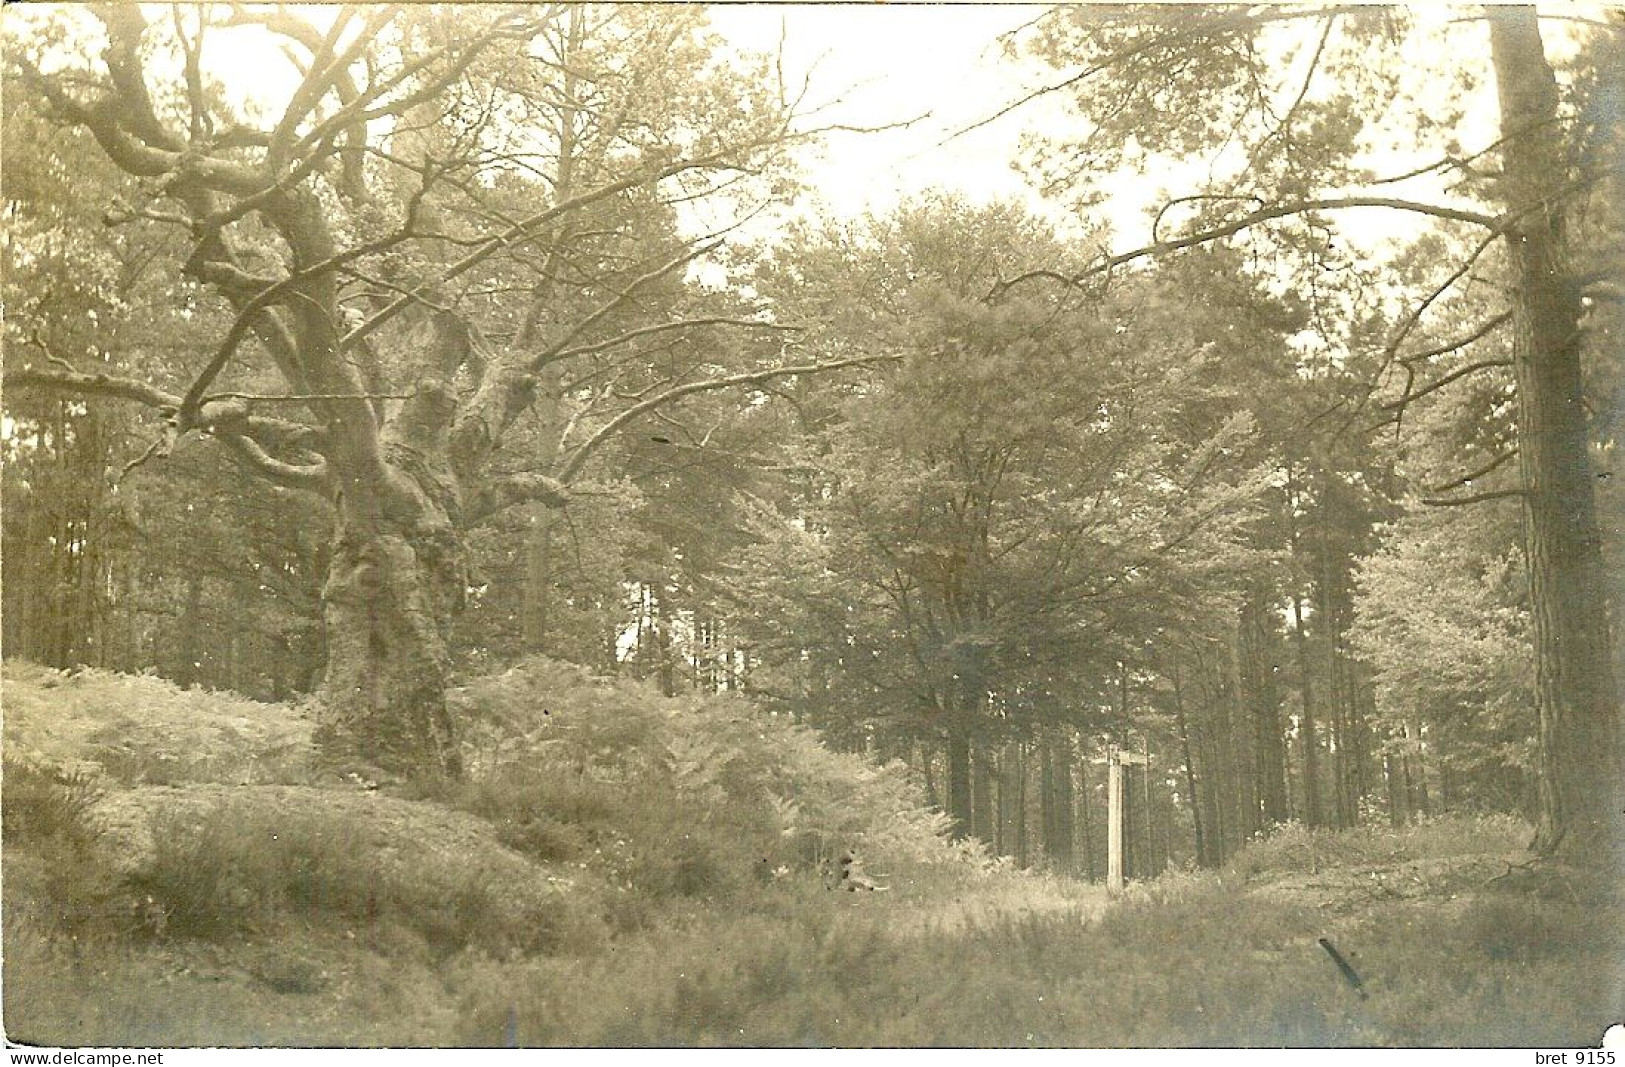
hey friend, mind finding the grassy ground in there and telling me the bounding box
[4,661,1619,1047]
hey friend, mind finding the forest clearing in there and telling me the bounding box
[2,1,1621,1051]
[4,661,1619,1047]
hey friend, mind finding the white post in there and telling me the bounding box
[1107,745,1124,893]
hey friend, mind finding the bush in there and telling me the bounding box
[117,789,603,956]
[2,757,103,847]
[1,756,135,940]
[449,874,1364,1047]
[3,661,315,787]
[1227,814,1530,880]
[448,658,975,901]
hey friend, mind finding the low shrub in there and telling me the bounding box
[1227,813,1529,880]
[2,757,133,940]
[450,875,1365,1047]
[1350,892,1624,1046]
[2,757,103,847]
[2,661,313,787]
[449,658,975,891]
[120,793,603,956]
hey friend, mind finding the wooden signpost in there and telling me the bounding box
[1104,743,1148,894]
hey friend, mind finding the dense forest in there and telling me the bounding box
[2,3,1621,1048]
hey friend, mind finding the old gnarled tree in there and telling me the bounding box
[6,5,893,777]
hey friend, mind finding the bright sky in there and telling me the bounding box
[700,3,1480,244]
[702,2,1613,247]
[707,4,1052,219]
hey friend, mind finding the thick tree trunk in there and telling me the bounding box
[1385,752,1408,828]
[175,572,205,687]
[1405,723,1432,819]
[522,508,554,655]
[1038,731,1076,869]
[993,747,1008,856]
[316,420,467,780]
[655,594,677,698]
[318,516,465,779]
[920,740,940,811]
[1490,7,1624,864]
[1199,659,1232,862]
[1040,734,1058,861]
[1141,737,1158,876]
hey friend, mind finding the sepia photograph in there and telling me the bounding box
[1,0,1621,1051]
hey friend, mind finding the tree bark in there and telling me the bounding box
[315,381,468,779]
[946,727,973,840]
[522,508,554,655]
[1490,6,1624,863]
[993,747,1008,857]
[175,572,205,687]
[1040,733,1058,861]
[1141,736,1158,876]
[972,742,995,846]
[1053,728,1075,870]
[1289,587,1324,828]
[1239,590,1288,827]
[1384,752,1405,827]
[317,503,465,779]
[1014,741,1030,868]
[1173,662,1210,866]
[1078,751,1097,880]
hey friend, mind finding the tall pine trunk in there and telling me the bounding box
[1489,6,1623,863]
[1173,663,1210,866]
[1289,588,1324,828]
[1078,752,1097,880]
[946,727,973,840]
[972,743,995,845]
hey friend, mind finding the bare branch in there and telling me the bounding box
[556,352,901,483]
[92,5,185,152]
[7,365,179,411]
[269,6,393,167]
[464,471,570,523]
[1378,357,1513,415]
[173,5,211,142]
[204,391,414,404]
[1379,229,1505,366]
[991,196,1500,298]
[1368,130,1522,186]
[530,241,724,368]
[178,194,434,422]
[342,123,844,351]
[5,365,329,484]
[14,53,265,196]
[545,317,804,364]
[217,434,330,492]
[1420,487,1525,507]
[1428,449,1517,494]
[1398,310,1515,366]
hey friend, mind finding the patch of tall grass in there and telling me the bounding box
[1226,814,1529,880]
